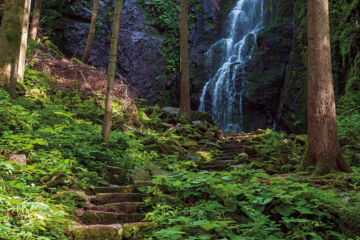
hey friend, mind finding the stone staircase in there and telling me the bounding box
[200,133,257,171]
[69,178,155,240]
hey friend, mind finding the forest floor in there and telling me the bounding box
[0,40,359,240]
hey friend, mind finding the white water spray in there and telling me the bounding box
[199,0,264,131]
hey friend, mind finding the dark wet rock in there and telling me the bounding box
[59,0,222,103]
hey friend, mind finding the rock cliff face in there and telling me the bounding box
[62,0,164,100]
[60,0,222,102]
[241,0,301,131]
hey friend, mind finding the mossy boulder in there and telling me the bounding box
[52,190,87,207]
[123,222,156,239]
[189,111,214,124]
[195,151,213,162]
[235,153,249,163]
[130,166,167,183]
[161,107,179,116]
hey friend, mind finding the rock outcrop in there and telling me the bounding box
[59,0,222,103]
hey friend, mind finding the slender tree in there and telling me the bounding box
[179,0,191,114]
[102,0,123,142]
[82,0,100,64]
[304,0,350,174]
[0,0,31,95]
[29,0,41,40]
[17,0,31,82]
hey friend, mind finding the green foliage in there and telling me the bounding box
[138,0,180,78]
[0,67,158,238]
[337,93,360,167]
[0,161,73,240]
[329,0,360,96]
[250,130,306,174]
[145,169,360,239]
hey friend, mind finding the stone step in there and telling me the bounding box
[90,202,144,213]
[207,160,235,166]
[70,224,123,240]
[106,166,126,184]
[70,222,156,240]
[132,181,154,192]
[202,165,228,171]
[90,193,145,205]
[82,210,145,225]
[215,154,237,159]
[94,185,130,193]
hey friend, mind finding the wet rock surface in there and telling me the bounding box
[60,0,222,102]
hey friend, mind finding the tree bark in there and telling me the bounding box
[304,0,350,174]
[17,0,31,82]
[82,0,99,64]
[179,0,191,114]
[29,0,41,40]
[0,0,26,90]
[102,0,123,143]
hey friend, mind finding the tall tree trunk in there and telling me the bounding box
[179,0,191,114]
[29,0,41,40]
[82,0,99,64]
[17,0,31,82]
[304,0,350,174]
[102,0,123,143]
[0,0,26,92]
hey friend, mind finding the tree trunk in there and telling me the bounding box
[102,0,123,143]
[82,0,99,64]
[0,0,26,91]
[179,0,191,114]
[304,0,350,174]
[29,0,41,40]
[17,0,31,82]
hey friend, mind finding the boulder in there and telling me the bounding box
[9,154,26,165]
[189,111,214,124]
[161,107,179,116]
[236,153,249,163]
[123,222,156,239]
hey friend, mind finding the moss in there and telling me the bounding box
[313,160,337,176]
[70,225,123,240]
[123,222,156,239]
[195,150,213,162]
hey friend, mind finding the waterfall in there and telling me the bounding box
[199,0,264,132]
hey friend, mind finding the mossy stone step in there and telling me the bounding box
[90,193,145,205]
[132,181,154,192]
[70,222,156,240]
[70,224,123,240]
[202,165,229,171]
[90,202,144,213]
[207,160,235,166]
[215,154,237,159]
[82,210,145,225]
[94,186,130,193]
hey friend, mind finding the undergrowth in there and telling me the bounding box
[144,168,360,239]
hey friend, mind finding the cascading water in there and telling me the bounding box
[199,0,264,131]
